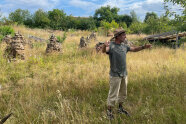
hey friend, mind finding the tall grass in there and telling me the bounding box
[0,26,185,124]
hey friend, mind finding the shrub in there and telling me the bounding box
[129,22,146,34]
[0,26,15,36]
[57,32,66,43]
[0,26,15,43]
[0,35,3,43]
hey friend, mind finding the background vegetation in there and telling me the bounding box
[0,0,185,35]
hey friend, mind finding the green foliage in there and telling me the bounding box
[129,22,146,34]
[48,9,66,30]
[0,17,14,25]
[57,32,66,43]
[100,20,119,36]
[9,9,31,25]
[110,20,119,29]
[5,6,185,33]
[130,10,139,22]
[33,9,50,28]
[0,9,2,19]
[66,16,79,29]
[94,6,133,28]
[101,20,119,30]
[77,17,96,30]
[116,15,133,27]
[0,35,3,43]
[158,16,175,32]
[100,20,111,30]
[143,16,176,34]
[100,20,111,36]
[144,16,161,34]
[119,22,132,34]
[164,0,186,8]
[0,26,15,36]
[144,12,158,23]
[164,0,186,32]
[120,22,127,29]
[94,5,119,24]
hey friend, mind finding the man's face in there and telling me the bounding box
[117,33,126,42]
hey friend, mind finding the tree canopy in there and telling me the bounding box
[48,9,66,30]
[144,12,158,23]
[9,9,31,24]
[0,4,184,34]
[94,5,119,23]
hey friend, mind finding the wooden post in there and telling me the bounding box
[176,33,179,50]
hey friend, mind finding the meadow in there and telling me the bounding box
[0,26,185,124]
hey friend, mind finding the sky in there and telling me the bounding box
[0,0,183,21]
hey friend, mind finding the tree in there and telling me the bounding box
[100,20,119,36]
[129,22,145,34]
[0,9,2,25]
[9,9,31,24]
[0,9,2,19]
[119,22,131,34]
[158,16,174,32]
[144,16,162,34]
[48,9,66,30]
[164,0,185,8]
[130,10,138,22]
[120,22,127,29]
[33,9,50,28]
[144,12,158,23]
[116,15,133,27]
[77,17,96,30]
[164,0,186,31]
[110,20,119,29]
[94,6,119,25]
[66,15,79,29]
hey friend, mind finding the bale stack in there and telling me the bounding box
[79,36,87,48]
[4,33,25,61]
[3,35,12,44]
[89,32,96,41]
[46,34,62,53]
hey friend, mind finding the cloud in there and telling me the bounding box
[66,0,100,16]
[0,0,61,17]
[4,0,59,9]
[69,0,97,9]
[146,0,163,4]
[0,0,60,16]
[99,0,169,20]
[0,0,183,19]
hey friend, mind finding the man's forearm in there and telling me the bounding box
[130,46,145,52]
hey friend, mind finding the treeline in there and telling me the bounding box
[0,5,185,34]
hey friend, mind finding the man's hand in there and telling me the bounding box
[104,41,110,47]
[102,41,110,53]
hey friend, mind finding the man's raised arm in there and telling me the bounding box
[129,44,152,52]
[102,41,110,53]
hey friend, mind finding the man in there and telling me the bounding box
[102,28,152,119]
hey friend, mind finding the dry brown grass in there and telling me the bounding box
[0,26,185,124]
